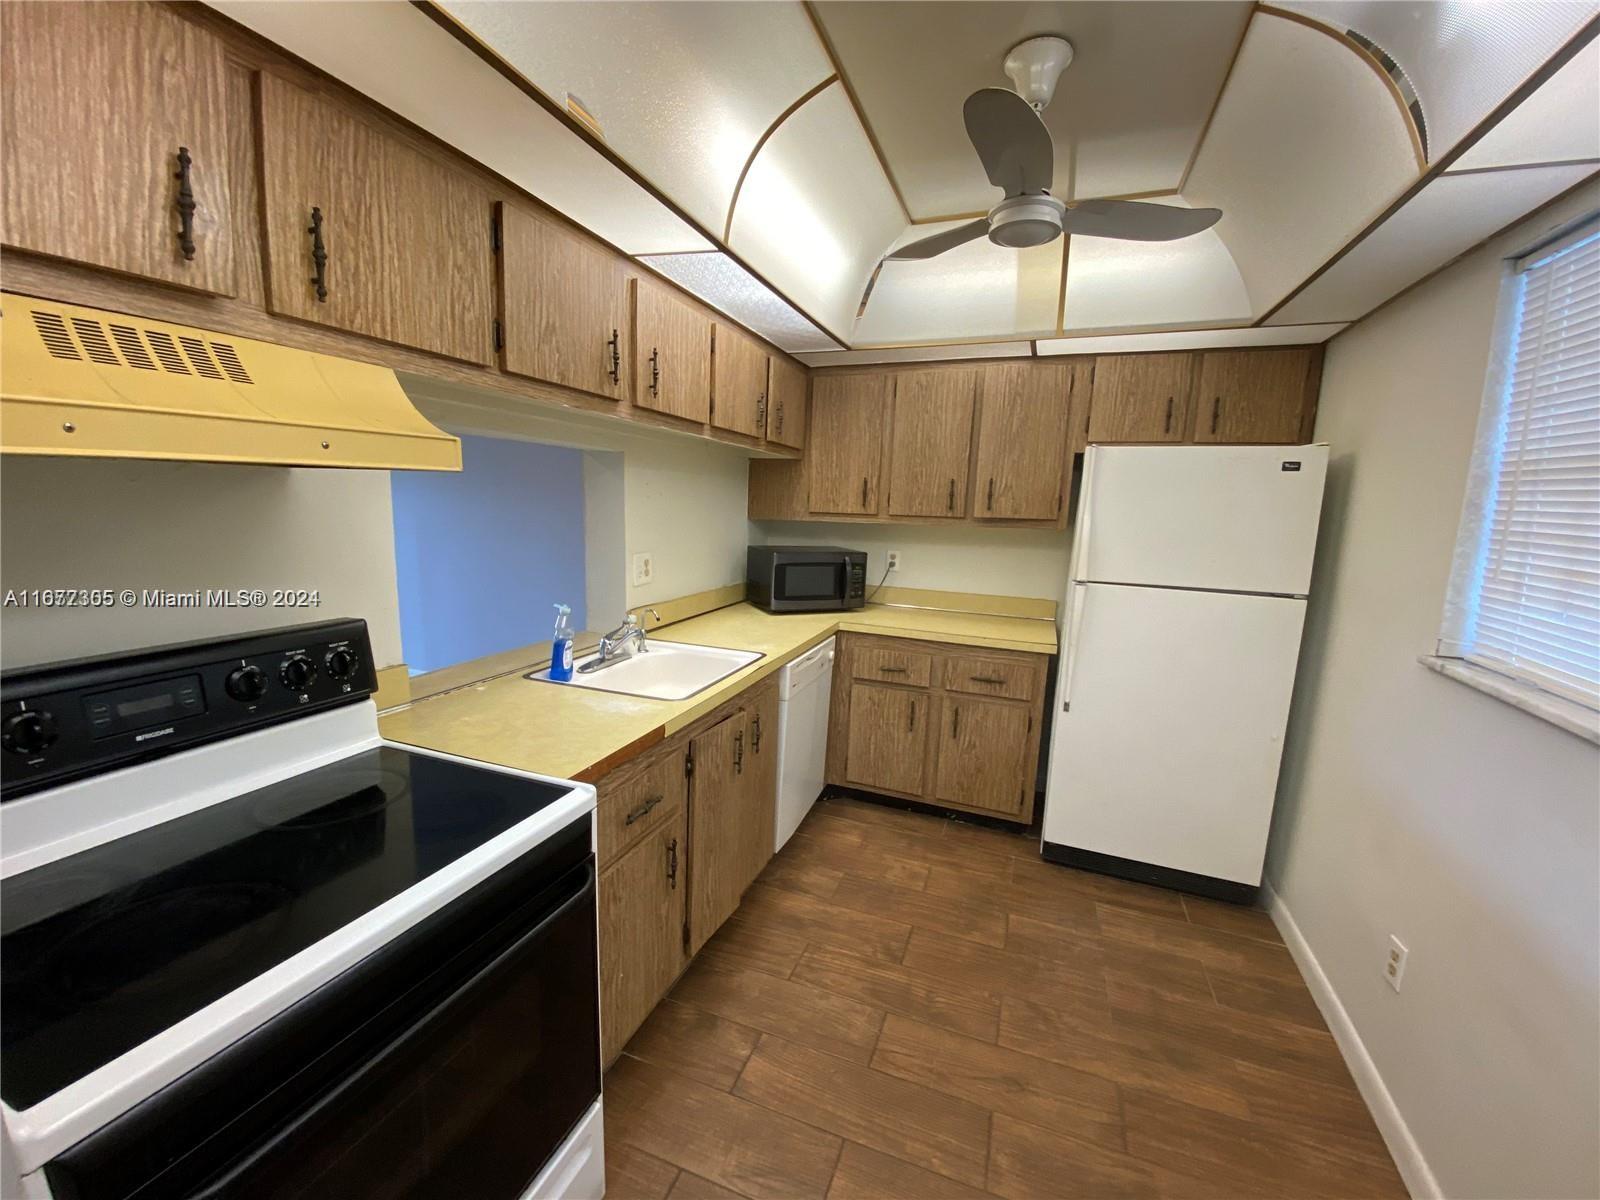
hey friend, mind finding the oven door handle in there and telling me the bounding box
[186,859,598,1198]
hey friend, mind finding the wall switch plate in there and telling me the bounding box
[632,552,654,587]
[1384,935,1409,992]
[885,550,901,572]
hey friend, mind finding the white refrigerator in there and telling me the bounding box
[1042,443,1329,897]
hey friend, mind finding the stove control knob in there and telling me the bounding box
[324,647,360,681]
[4,710,58,757]
[226,665,268,702]
[280,655,317,692]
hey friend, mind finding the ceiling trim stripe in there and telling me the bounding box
[801,1,914,224]
[410,0,851,350]
[1441,158,1600,179]
[1055,235,1071,336]
[1177,4,1256,195]
[856,257,886,321]
[722,73,839,242]
[1254,13,1600,326]
[1257,4,1426,171]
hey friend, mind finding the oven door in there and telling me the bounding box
[46,817,600,1200]
[771,556,848,611]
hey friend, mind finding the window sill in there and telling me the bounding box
[1418,656,1599,746]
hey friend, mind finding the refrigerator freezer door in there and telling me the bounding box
[1044,582,1307,886]
[1073,444,1328,595]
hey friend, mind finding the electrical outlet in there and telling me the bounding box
[1384,935,1409,992]
[885,550,901,572]
[631,553,654,587]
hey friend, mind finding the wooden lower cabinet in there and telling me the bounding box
[829,633,1048,825]
[596,679,777,1064]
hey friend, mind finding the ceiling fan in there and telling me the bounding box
[888,36,1223,262]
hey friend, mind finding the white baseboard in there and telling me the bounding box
[1263,881,1442,1200]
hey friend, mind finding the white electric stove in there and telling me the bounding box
[0,620,604,1200]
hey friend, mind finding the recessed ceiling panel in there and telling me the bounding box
[1271,163,1600,325]
[209,0,711,255]
[797,342,1033,367]
[854,223,1063,344]
[438,1,832,238]
[1454,37,1600,171]
[637,253,840,353]
[1277,1,1597,163]
[1184,10,1419,315]
[727,82,905,340]
[1038,324,1346,356]
[1063,222,1251,332]
[812,1,1252,217]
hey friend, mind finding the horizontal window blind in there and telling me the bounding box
[1465,224,1599,707]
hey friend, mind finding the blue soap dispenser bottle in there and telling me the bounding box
[549,603,575,682]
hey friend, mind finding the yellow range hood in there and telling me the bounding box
[0,293,461,471]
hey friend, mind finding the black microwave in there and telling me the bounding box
[748,546,867,612]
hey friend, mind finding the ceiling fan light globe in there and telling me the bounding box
[990,218,1059,249]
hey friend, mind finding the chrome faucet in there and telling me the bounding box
[580,608,660,674]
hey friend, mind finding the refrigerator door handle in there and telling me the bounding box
[1059,581,1089,712]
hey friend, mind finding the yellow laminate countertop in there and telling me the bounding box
[379,601,1057,783]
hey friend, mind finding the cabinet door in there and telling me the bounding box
[634,277,712,423]
[258,73,494,365]
[933,696,1031,815]
[499,202,627,400]
[2,2,235,295]
[844,682,929,796]
[808,373,890,514]
[766,356,809,449]
[687,712,749,955]
[712,323,768,437]
[742,684,781,888]
[887,369,977,517]
[973,362,1074,519]
[599,803,687,1066]
[1086,353,1195,443]
[1192,349,1316,444]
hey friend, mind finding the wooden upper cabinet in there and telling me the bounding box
[1087,352,1195,443]
[1,2,235,295]
[766,356,808,449]
[933,696,1031,816]
[887,369,977,518]
[712,323,768,438]
[257,73,494,365]
[844,682,929,796]
[633,276,712,423]
[973,362,1077,520]
[1192,348,1319,444]
[498,202,626,400]
[808,373,889,515]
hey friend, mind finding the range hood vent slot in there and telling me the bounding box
[4,293,460,471]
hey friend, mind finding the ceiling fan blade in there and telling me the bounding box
[1061,199,1222,242]
[963,87,1053,197]
[886,218,991,261]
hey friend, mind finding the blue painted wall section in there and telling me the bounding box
[391,435,586,674]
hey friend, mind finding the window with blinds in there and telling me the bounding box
[1446,219,1599,709]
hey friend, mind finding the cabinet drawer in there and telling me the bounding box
[942,654,1037,701]
[851,644,933,687]
[597,744,687,866]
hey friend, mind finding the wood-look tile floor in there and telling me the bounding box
[603,796,1406,1200]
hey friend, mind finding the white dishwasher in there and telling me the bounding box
[774,636,835,851]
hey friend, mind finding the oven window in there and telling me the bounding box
[776,561,842,601]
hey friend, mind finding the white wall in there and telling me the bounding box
[752,520,1071,600]
[1267,183,1600,1200]
[621,435,749,613]
[0,458,404,668]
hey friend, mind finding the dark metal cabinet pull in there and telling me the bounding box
[174,147,197,261]
[624,793,665,826]
[947,479,955,511]
[986,477,995,511]
[733,730,744,774]
[877,665,908,674]
[648,348,661,397]
[607,330,621,384]
[308,207,328,303]
[775,399,785,434]
[861,477,869,508]
[757,392,767,429]
[970,674,1006,685]
[752,714,762,752]
[666,837,679,889]
[951,707,960,737]
[1164,395,1174,433]
[908,700,917,733]
[1211,396,1221,434]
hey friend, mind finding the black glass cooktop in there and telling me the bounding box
[0,746,574,1111]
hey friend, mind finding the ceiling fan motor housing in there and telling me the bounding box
[989,194,1066,248]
